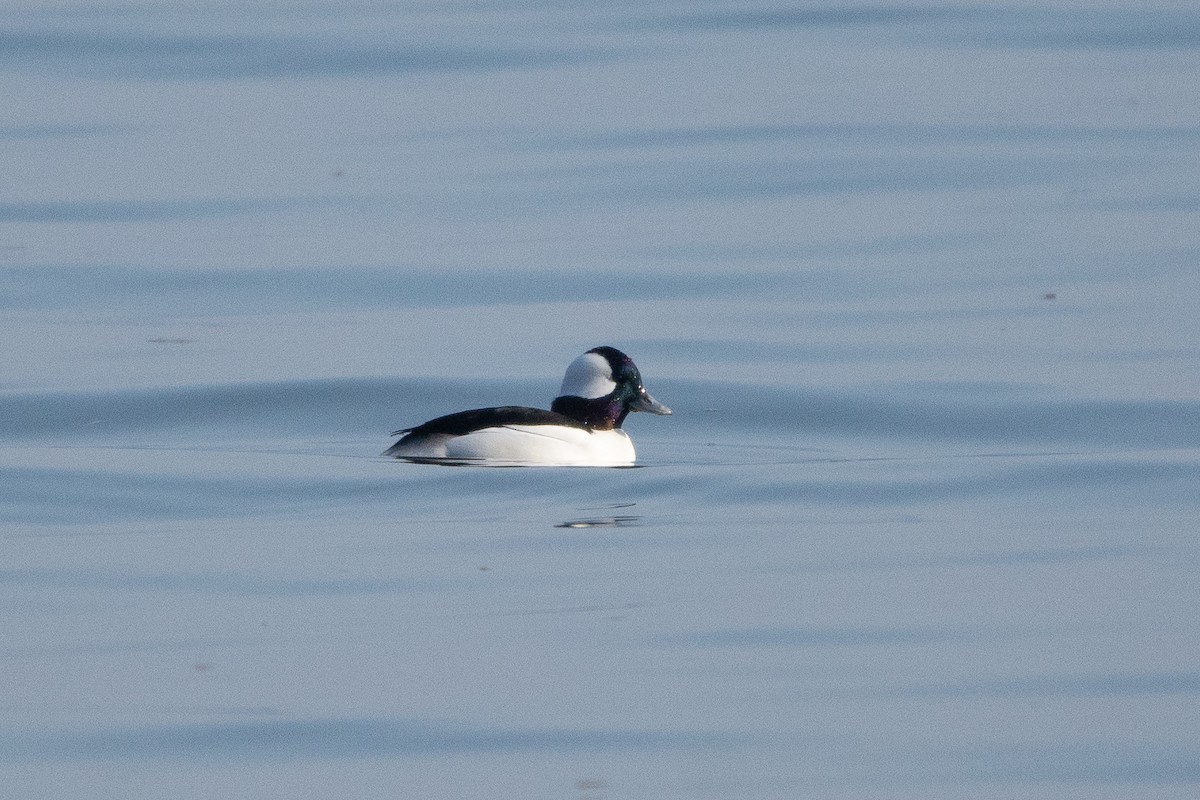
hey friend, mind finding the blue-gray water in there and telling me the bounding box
[3,2,1199,798]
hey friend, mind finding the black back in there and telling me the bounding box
[392,406,588,438]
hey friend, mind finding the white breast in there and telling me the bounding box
[410,425,635,466]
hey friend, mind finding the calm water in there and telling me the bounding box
[3,1,1200,798]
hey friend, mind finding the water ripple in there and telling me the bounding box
[0,30,610,80]
[872,671,1200,699]
[4,378,1198,451]
[0,567,444,597]
[921,741,1200,784]
[657,626,986,648]
[0,718,726,762]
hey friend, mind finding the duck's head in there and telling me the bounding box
[550,346,671,430]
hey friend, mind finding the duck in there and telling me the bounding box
[383,346,671,466]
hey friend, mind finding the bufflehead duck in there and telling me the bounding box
[384,346,671,466]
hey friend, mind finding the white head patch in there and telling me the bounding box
[558,351,617,399]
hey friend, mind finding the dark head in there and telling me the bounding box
[550,346,672,430]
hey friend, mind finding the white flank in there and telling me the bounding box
[557,351,617,399]
[395,425,634,466]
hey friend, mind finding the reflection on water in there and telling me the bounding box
[3,0,1199,797]
[555,516,640,530]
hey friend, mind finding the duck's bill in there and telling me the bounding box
[630,392,672,415]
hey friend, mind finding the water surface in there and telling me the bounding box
[2,1,1199,798]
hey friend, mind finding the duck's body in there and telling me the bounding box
[384,347,670,467]
[384,406,637,466]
